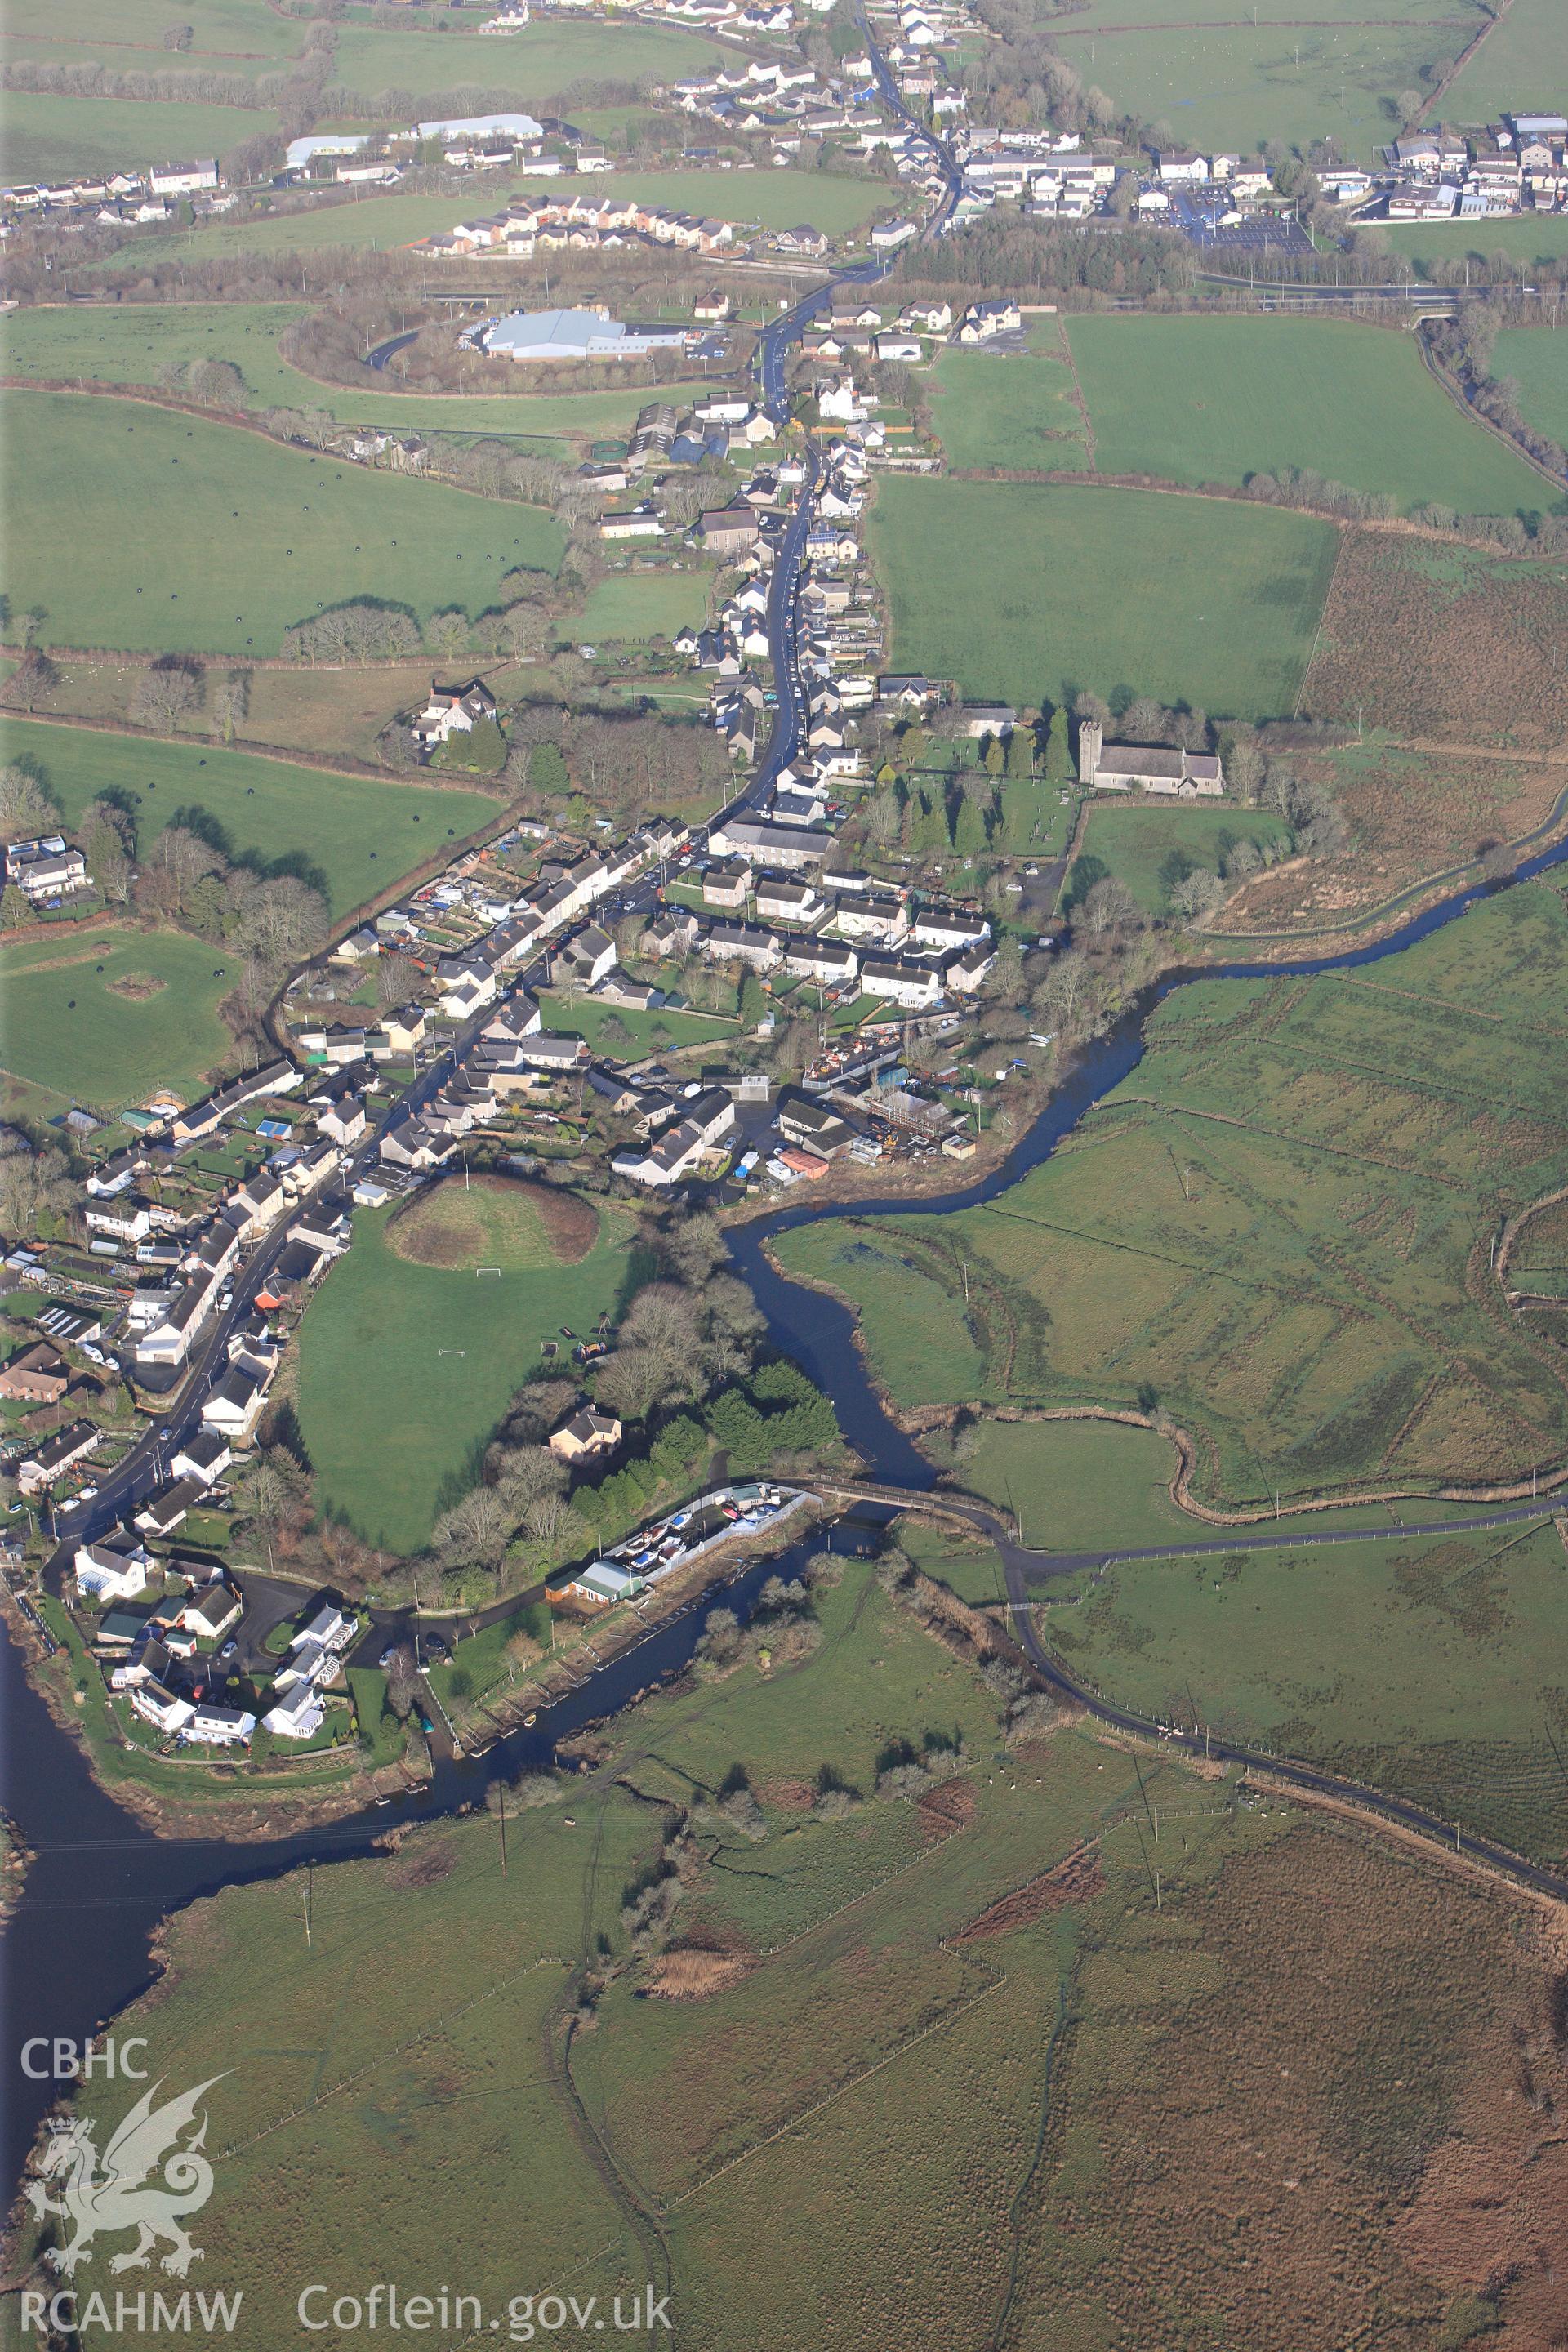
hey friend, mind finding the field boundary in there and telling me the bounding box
[0,703,512,793]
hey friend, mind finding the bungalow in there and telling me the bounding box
[134,1479,205,1540]
[75,1530,153,1603]
[0,1343,70,1404]
[963,702,1016,739]
[548,1408,623,1461]
[520,1032,594,1073]
[551,1560,645,1606]
[381,1116,457,1170]
[878,673,938,709]
[180,1579,243,1643]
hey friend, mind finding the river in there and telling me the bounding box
[4,841,1566,2215]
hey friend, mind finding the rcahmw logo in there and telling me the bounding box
[22,2071,238,2334]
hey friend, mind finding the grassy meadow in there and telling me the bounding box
[777,881,1568,1510]
[296,1194,635,1552]
[1045,19,1459,163]
[0,924,234,1110]
[1065,314,1547,515]
[1070,801,1292,916]
[0,91,283,182]
[4,0,302,60]
[0,718,503,915]
[328,16,733,101]
[29,1543,1540,2349]
[1443,0,1568,120]
[866,479,1339,719]
[579,568,708,642]
[1033,1517,1568,1858]
[1492,323,1568,452]
[928,341,1089,473]
[1386,213,1568,275]
[2,389,564,656]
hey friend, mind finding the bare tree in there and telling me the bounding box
[132,658,203,733]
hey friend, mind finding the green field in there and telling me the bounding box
[928,342,1089,473]
[32,1532,1532,2350]
[579,568,708,642]
[777,881,1568,1509]
[867,479,1339,719]
[2,389,564,657]
[538,991,736,1055]
[1066,314,1545,515]
[0,924,234,1109]
[100,163,885,267]
[0,302,726,441]
[1071,801,1293,916]
[0,91,283,182]
[0,718,502,916]
[1039,1519,1568,1860]
[297,1196,635,1552]
[1385,213,1568,275]
[1492,323,1568,451]
[4,0,301,60]
[329,16,733,100]
[1443,0,1568,121]
[1060,0,1470,19]
[1049,20,1459,163]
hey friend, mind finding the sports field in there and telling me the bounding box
[928,343,1089,473]
[297,1194,635,1552]
[1492,323,1568,452]
[2,390,564,657]
[777,880,1568,1509]
[0,91,283,182]
[0,302,721,443]
[0,924,234,1111]
[1045,20,1456,163]
[1071,802,1293,916]
[866,479,1339,719]
[0,718,502,915]
[1065,314,1545,515]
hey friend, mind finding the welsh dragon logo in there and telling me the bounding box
[26,2077,226,2277]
